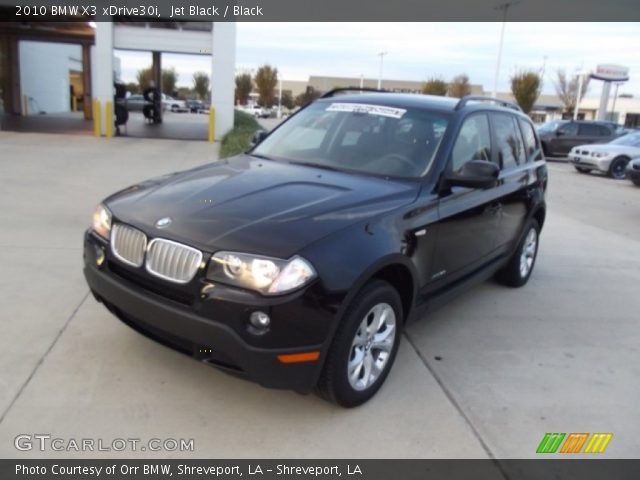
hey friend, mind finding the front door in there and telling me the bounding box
[429,113,501,286]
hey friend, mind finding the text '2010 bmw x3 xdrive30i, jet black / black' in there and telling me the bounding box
[84,90,548,407]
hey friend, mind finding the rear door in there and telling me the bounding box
[489,113,532,250]
[578,122,611,145]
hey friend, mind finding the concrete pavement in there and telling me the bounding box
[0,132,638,459]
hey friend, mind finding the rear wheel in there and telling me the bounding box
[609,156,629,179]
[632,177,640,187]
[316,280,402,407]
[575,166,591,174]
[495,219,540,288]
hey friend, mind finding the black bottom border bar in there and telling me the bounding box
[2,459,639,480]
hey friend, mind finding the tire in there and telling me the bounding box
[632,177,640,187]
[575,166,591,174]
[495,219,540,288]
[316,280,403,407]
[608,156,629,179]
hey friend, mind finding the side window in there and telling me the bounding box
[578,123,600,136]
[518,118,538,159]
[491,113,525,169]
[558,122,578,136]
[598,125,613,136]
[451,114,492,172]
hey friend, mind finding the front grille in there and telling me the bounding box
[111,223,147,267]
[145,238,203,284]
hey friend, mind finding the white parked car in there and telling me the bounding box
[162,94,188,112]
[570,132,640,179]
[239,104,271,118]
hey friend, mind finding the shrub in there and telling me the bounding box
[219,110,262,159]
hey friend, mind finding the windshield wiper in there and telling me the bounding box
[248,152,275,161]
[287,160,346,173]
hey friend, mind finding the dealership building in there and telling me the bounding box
[0,21,236,139]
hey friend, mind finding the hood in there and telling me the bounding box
[106,155,419,258]
[572,143,640,155]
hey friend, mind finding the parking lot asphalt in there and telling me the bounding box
[0,131,638,459]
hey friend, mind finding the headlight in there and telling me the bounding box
[207,252,316,295]
[592,152,608,158]
[92,204,112,240]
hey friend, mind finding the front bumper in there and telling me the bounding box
[570,153,611,172]
[83,232,335,391]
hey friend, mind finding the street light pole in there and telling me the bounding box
[492,0,521,98]
[377,51,388,89]
[573,71,586,121]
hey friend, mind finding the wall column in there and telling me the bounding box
[210,22,236,140]
[93,22,113,136]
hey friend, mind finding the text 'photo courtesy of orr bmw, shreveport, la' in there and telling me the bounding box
[84,90,547,407]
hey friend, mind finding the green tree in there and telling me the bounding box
[125,82,140,94]
[510,70,542,114]
[422,77,448,96]
[554,69,590,116]
[193,71,210,101]
[254,65,278,107]
[281,91,294,110]
[235,73,253,105]
[162,67,178,96]
[295,87,321,107]
[448,73,471,98]
[136,67,153,91]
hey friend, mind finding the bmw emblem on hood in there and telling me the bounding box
[155,217,172,229]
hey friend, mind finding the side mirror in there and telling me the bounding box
[249,130,268,148]
[445,160,499,190]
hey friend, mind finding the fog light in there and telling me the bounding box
[250,311,271,328]
[95,246,105,267]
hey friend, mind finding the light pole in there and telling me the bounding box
[277,77,282,119]
[492,0,521,98]
[573,71,587,121]
[377,51,388,90]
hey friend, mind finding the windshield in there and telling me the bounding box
[252,101,450,178]
[537,120,564,133]
[610,132,640,147]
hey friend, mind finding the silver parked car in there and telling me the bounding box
[570,132,640,179]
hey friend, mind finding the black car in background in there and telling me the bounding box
[84,91,547,407]
[186,99,206,113]
[537,120,617,157]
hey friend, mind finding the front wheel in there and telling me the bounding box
[495,219,540,288]
[609,157,629,179]
[316,280,402,407]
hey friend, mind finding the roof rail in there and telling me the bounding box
[320,87,389,98]
[455,95,522,112]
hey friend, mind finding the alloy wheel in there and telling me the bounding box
[519,228,538,278]
[347,303,396,391]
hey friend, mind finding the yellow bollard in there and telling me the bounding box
[208,107,216,143]
[93,98,101,137]
[105,100,113,138]
[72,96,77,112]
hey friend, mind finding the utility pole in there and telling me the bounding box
[492,0,521,98]
[377,51,388,90]
[573,71,587,121]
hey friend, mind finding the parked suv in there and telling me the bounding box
[84,91,547,407]
[537,120,616,157]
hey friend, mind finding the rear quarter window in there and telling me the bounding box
[491,113,526,169]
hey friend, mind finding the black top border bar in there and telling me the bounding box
[0,0,639,22]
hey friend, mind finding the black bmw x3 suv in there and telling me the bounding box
[84,90,548,407]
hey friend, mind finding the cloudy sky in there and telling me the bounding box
[115,22,640,97]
